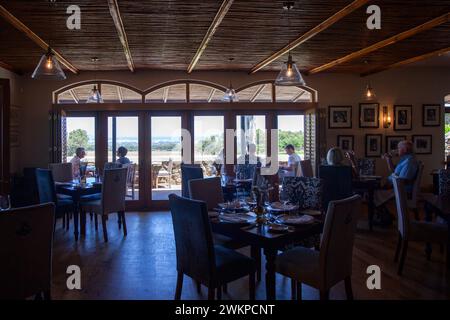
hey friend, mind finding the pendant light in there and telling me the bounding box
[275,1,305,87]
[87,57,103,103]
[31,47,67,80]
[222,58,238,102]
[363,61,376,101]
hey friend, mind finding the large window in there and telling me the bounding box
[236,115,266,165]
[277,115,305,164]
[64,117,96,165]
[194,116,224,177]
[151,116,182,200]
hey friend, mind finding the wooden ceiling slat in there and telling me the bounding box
[108,0,135,72]
[0,60,19,74]
[361,46,450,77]
[117,86,124,103]
[292,90,305,102]
[163,87,169,103]
[187,0,234,73]
[0,4,78,74]
[308,12,450,75]
[249,0,369,74]
[207,88,216,102]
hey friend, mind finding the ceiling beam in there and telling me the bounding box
[187,0,234,73]
[0,60,20,74]
[250,84,266,102]
[163,87,169,103]
[207,88,216,102]
[69,89,79,104]
[292,90,305,102]
[0,4,78,74]
[249,0,369,74]
[308,12,450,75]
[116,86,124,103]
[361,47,450,76]
[107,0,135,72]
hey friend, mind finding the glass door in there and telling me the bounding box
[150,116,183,201]
[194,115,224,177]
[64,116,96,167]
[107,115,141,202]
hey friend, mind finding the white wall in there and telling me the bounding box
[14,66,450,186]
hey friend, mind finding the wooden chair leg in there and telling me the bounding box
[223,283,227,293]
[175,271,183,300]
[66,212,70,230]
[296,282,302,301]
[196,281,202,293]
[62,213,66,229]
[217,286,222,300]
[394,233,402,262]
[344,276,353,300]
[249,272,255,300]
[90,213,93,221]
[320,290,329,300]
[101,215,108,242]
[398,240,408,275]
[251,246,261,281]
[118,213,122,230]
[413,208,420,221]
[121,211,127,236]
[94,214,98,231]
[291,279,297,300]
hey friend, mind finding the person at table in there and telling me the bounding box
[70,147,86,180]
[116,146,131,165]
[279,144,301,177]
[235,143,261,179]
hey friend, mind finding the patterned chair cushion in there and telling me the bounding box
[357,158,375,176]
[438,169,450,196]
[236,164,258,180]
[281,177,323,210]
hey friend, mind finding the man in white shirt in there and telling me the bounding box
[70,147,86,179]
[280,144,301,177]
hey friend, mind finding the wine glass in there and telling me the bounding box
[0,195,11,211]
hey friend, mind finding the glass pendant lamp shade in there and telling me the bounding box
[86,85,103,103]
[222,85,238,102]
[275,53,305,86]
[363,84,376,101]
[31,48,66,80]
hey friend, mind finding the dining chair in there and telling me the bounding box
[181,164,203,197]
[406,161,423,220]
[299,159,314,177]
[80,167,128,242]
[319,165,353,209]
[124,163,137,199]
[275,194,362,300]
[35,168,74,230]
[438,169,450,195]
[156,159,173,188]
[392,177,447,275]
[169,194,256,300]
[104,162,122,170]
[281,176,323,213]
[0,203,55,299]
[49,162,73,183]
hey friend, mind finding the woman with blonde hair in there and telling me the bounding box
[326,147,346,166]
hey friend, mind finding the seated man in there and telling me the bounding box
[376,140,419,205]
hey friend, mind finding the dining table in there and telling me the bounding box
[56,181,102,241]
[210,212,323,300]
[352,175,382,231]
[423,193,450,269]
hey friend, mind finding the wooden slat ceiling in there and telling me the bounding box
[0,0,449,74]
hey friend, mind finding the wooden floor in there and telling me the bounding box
[51,208,450,300]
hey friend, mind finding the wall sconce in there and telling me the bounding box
[383,106,391,128]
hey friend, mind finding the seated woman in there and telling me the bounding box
[116,146,131,165]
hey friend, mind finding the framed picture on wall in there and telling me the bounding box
[337,135,354,151]
[365,134,382,157]
[394,105,412,131]
[328,106,352,129]
[412,135,432,154]
[422,104,441,127]
[359,103,379,128]
[386,135,406,153]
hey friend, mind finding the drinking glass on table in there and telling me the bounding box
[0,195,11,211]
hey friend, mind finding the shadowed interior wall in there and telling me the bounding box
[6,66,450,186]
